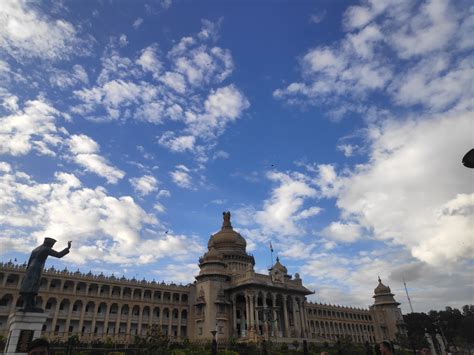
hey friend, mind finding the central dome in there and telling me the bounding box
[208,211,247,251]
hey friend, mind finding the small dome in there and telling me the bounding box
[374,277,391,294]
[272,257,288,274]
[208,211,247,251]
[203,247,223,261]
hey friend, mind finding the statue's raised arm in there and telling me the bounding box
[20,238,72,312]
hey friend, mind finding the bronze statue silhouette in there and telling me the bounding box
[20,238,71,312]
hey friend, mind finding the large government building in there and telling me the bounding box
[0,212,406,344]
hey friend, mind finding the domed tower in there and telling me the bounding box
[192,212,253,340]
[370,277,407,342]
[207,211,254,275]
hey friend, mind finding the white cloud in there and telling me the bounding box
[158,132,195,152]
[132,17,144,29]
[255,171,318,236]
[67,134,125,184]
[119,34,128,47]
[0,165,202,265]
[391,55,474,111]
[137,44,161,78]
[67,134,99,154]
[155,263,200,284]
[321,221,362,243]
[309,11,326,24]
[130,175,158,196]
[72,20,248,163]
[159,71,187,93]
[337,144,356,157]
[49,65,89,89]
[389,0,457,59]
[326,111,473,266]
[0,0,88,60]
[72,65,89,84]
[0,98,64,156]
[186,85,250,138]
[274,0,472,116]
[170,165,193,189]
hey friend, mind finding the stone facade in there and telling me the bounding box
[0,212,406,344]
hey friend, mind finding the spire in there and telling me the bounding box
[378,275,381,283]
[222,211,232,229]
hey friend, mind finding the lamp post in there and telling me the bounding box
[211,330,217,355]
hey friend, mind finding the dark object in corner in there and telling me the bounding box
[462,148,474,168]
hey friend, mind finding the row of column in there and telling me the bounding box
[232,292,308,339]
[309,320,375,342]
[1,275,187,303]
[62,303,187,339]
[2,293,187,340]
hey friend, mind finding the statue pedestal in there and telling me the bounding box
[4,311,47,355]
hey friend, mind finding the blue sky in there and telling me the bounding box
[0,0,473,312]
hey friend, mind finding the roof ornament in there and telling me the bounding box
[222,211,232,229]
[378,275,381,283]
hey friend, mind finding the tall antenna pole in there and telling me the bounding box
[403,277,414,313]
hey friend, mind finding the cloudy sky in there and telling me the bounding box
[0,0,472,313]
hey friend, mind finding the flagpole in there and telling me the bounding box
[270,241,274,266]
[403,277,414,313]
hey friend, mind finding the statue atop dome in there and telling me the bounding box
[222,211,232,229]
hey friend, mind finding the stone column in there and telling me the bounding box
[298,300,306,338]
[232,295,237,337]
[244,292,249,334]
[51,302,61,334]
[114,306,121,336]
[292,297,299,337]
[126,307,132,341]
[283,295,290,338]
[177,308,181,338]
[148,308,153,331]
[249,293,255,330]
[254,294,260,335]
[90,303,99,339]
[263,292,268,339]
[64,304,74,339]
[78,303,87,338]
[103,303,110,335]
[271,293,278,336]
[300,300,308,338]
[168,309,172,337]
[138,306,144,335]
[9,296,18,315]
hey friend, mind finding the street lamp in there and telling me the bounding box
[210,330,217,355]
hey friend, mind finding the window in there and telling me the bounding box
[219,326,224,334]
[198,327,203,335]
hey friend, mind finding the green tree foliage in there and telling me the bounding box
[404,305,474,348]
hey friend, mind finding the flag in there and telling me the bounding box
[269,241,273,252]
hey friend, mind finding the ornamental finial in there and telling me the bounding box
[222,211,232,229]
